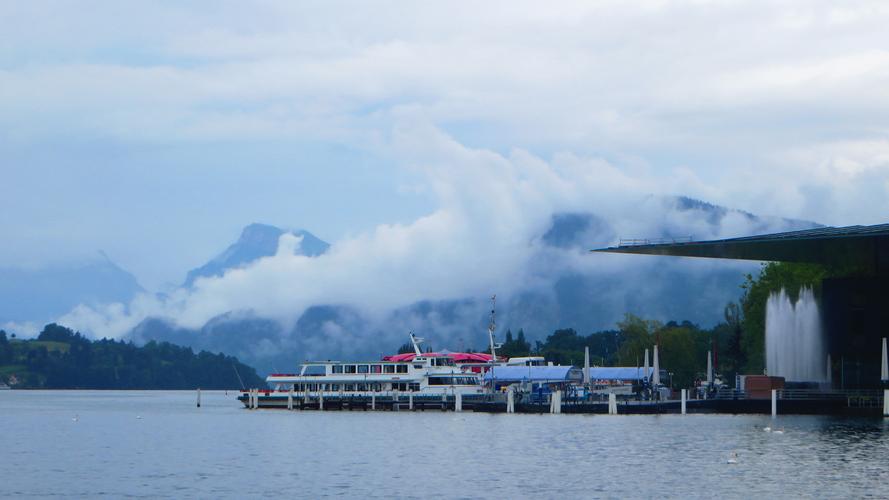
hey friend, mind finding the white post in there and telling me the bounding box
[608,392,617,415]
[584,347,591,387]
[288,388,293,410]
[652,345,661,387]
[771,389,777,418]
[455,392,463,412]
[883,389,888,417]
[319,391,324,411]
[554,390,562,414]
[371,394,376,410]
[196,388,201,408]
[393,390,399,411]
[251,389,257,409]
[681,389,687,415]
[644,348,650,381]
[882,338,888,382]
[507,388,515,414]
[409,393,414,411]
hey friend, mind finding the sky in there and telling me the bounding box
[3,1,889,338]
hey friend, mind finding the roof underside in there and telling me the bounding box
[594,223,889,271]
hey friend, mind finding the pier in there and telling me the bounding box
[238,388,887,416]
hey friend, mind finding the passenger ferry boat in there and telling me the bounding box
[239,334,486,408]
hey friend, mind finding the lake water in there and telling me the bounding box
[2,390,888,498]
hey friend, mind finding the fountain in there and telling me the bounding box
[765,287,826,382]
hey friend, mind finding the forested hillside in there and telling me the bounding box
[0,324,264,389]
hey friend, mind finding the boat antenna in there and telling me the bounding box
[232,363,246,390]
[488,295,502,362]
[409,331,425,356]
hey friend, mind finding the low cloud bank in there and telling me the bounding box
[56,127,807,363]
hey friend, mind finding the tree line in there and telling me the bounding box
[0,323,265,389]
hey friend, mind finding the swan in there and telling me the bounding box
[763,426,771,432]
[773,428,784,434]
[726,451,738,464]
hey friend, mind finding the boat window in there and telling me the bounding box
[408,383,420,392]
[384,365,396,374]
[371,365,382,373]
[413,364,423,369]
[345,365,357,374]
[344,384,354,391]
[332,365,343,374]
[303,365,326,376]
[330,384,339,391]
[372,383,381,391]
[396,365,408,374]
[358,365,369,374]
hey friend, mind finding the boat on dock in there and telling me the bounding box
[240,333,487,409]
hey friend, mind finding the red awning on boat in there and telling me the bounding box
[381,351,495,362]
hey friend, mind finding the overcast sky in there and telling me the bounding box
[3,1,889,292]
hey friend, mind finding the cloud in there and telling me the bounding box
[56,125,796,343]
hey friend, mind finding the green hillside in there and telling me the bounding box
[0,324,265,389]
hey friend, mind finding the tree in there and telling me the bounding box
[616,314,661,367]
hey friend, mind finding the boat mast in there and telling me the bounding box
[487,295,501,362]
[409,331,424,356]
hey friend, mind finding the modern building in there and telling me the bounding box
[595,223,889,389]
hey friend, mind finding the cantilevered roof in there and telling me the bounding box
[593,223,889,272]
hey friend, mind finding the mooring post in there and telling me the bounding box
[371,393,376,410]
[771,389,777,418]
[409,393,414,411]
[554,390,562,414]
[319,391,324,411]
[507,388,515,414]
[883,389,888,417]
[455,392,463,412]
[608,393,617,415]
[288,388,294,410]
[196,388,201,408]
[681,389,687,415]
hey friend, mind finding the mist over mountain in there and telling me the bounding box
[0,252,143,329]
[127,196,818,374]
[183,223,329,287]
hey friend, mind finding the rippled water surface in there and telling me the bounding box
[2,391,889,498]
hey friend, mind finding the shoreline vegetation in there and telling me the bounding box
[0,324,264,390]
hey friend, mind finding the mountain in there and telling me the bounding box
[183,223,329,287]
[131,197,821,374]
[0,252,143,325]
